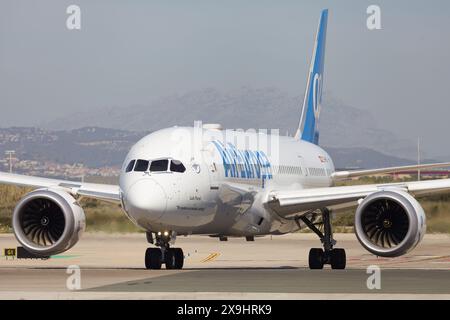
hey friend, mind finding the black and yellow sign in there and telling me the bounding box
[3,248,16,257]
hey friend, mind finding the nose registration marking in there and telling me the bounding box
[201,252,220,263]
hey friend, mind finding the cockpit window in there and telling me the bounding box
[150,159,168,172]
[125,160,135,172]
[134,159,149,172]
[128,158,184,173]
[170,160,186,173]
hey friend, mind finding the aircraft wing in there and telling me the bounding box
[331,162,450,180]
[0,172,121,203]
[268,178,450,219]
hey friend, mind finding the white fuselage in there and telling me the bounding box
[119,126,335,236]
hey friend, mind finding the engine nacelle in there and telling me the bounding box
[354,190,426,257]
[12,188,86,256]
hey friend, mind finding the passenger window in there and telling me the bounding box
[134,159,149,172]
[125,160,135,173]
[170,160,186,173]
[150,159,168,172]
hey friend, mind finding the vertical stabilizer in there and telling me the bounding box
[294,9,328,145]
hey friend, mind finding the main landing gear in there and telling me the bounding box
[299,208,346,270]
[144,231,184,270]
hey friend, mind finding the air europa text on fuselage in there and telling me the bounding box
[212,140,273,180]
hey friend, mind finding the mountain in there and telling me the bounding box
[0,126,422,170]
[0,127,144,168]
[323,147,416,169]
[42,87,418,159]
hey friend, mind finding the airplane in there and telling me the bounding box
[2,9,450,270]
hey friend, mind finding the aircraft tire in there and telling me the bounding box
[145,247,162,269]
[308,248,324,269]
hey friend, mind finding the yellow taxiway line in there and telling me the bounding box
[201,252,220,263]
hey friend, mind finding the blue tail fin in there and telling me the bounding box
[294,9,328,145]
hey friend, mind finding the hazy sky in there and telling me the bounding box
[1,0,450,157]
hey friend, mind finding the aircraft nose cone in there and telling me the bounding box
[126,179,167,221]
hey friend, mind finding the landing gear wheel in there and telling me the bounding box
[165,249,176,269]
[173,248,184,269]
[165,248,184,269]
[308,248,324,269]
[330,248,346,270]
[145,248,162,269]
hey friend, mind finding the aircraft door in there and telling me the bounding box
[202,143,221,191]
[298,155,308,177]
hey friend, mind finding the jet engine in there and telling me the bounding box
[12,188,86,256]
[354,190,426,257]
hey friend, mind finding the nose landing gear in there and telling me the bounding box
[299,208,347,270]
[144,231,184,270]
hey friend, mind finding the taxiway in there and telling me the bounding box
[0,233,449,299]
